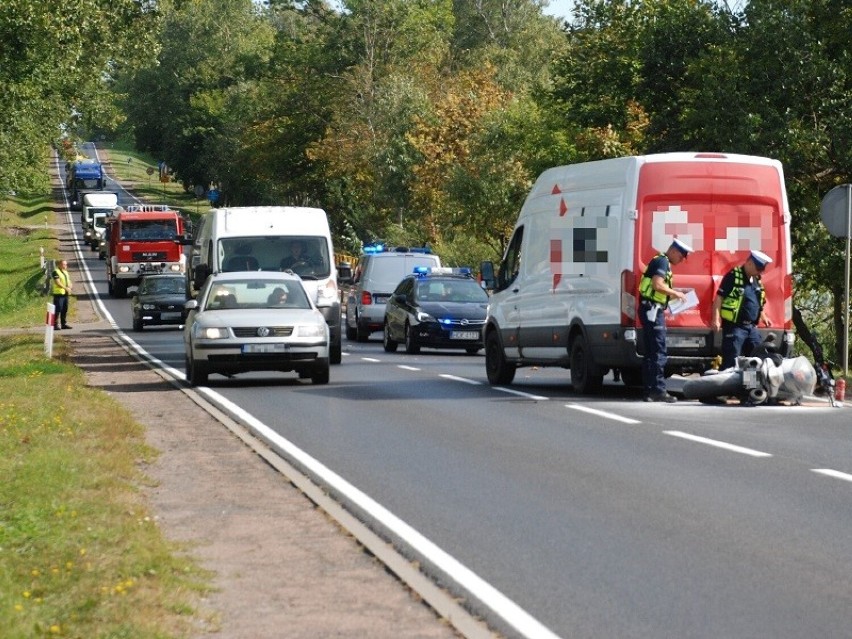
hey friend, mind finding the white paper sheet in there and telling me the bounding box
[668,288,699,315]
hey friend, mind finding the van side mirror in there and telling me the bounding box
[192,264,211,290]
[479,261,496,290]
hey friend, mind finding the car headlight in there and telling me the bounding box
[195,326,229,339]
[296,324,325,338]
[142,303,156,310]
[415,310,435,322]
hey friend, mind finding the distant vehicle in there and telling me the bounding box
[82,192,118,246]
[130,274,190,331]
[183,271,330,386]
[105,204,191,298]
[90,211,109,258]
[66,159,105,210]
[188,206,342,365]
[341,244,441,342]
[383,267,488,355]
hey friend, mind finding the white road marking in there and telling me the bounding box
[566,403,641,424]
[440,374,482,385]
[206,394,563,639]
[493,386,549,401]
[361,357,381,362]
[663,431,772,457]
[812,468,852,483]
[398,365,420,371]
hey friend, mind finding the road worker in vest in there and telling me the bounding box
[51,259,73,330]
[711,250,773,370]
[638,238,691,403]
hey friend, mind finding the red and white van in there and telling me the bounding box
[482,152,794,393]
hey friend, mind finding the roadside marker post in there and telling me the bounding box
[45,302,55,357]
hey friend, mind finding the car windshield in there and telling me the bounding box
[416,279,489,303]
[140,277,185,295]
[219,236,331,278]
[205,279,311,311]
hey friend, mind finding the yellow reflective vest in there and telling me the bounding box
[52,267,71,295]
[719,266,765,323]
[638,253,672,306]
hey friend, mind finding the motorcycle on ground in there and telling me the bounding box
[681,333,824,406]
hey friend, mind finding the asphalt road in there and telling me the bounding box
[62,148,852,639]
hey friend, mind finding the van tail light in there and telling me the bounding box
[360,291,373,305]
[621,269,637,325]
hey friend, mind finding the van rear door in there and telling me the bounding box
[634,156,791,332]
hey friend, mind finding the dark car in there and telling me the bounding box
[383,268,489,354]
[131,274,190,331]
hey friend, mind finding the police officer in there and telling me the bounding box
[711,250,773,370]
[638,239,691,402]
[51,259,73,330]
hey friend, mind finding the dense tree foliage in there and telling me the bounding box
[5,0,852,360]
[0,0,155,192]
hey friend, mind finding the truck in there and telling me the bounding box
[82,192,118,248]
[188,206,343,364]
[106,204,191,298]
[66,159,106,210]
[480,152,795,394]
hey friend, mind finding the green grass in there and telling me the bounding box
[0,191,212,638]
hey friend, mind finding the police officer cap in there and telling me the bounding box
[670,238,693,256]
[749,250,773,268]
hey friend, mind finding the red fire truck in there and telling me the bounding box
[106,204,192,298]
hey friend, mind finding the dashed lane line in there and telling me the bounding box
[664,430,773,458]
[566,403,641,424]
[812,469,852,483]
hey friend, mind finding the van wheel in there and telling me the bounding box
[404,322,420,354]
[330,340,342,364]
[570,337,603,394]
[485,331,515,385]
[383,322,398,352]
[346,322,357,341]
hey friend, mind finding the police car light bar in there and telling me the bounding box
[412,266,472,276]
[363,243,433,255]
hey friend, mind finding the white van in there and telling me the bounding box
[342,245,441,341]
[81,191,118,240]
[189,206,342,364]
[481,152,794,393]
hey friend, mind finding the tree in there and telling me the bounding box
[0,0,155,194]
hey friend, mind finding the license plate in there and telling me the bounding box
[160,312,181,320]
[451,331,480,340]
[666,335,705,348]
[242,343,288,353]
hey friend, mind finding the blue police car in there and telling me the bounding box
[383,267,489,355]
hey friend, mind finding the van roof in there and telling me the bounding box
[209,206,330,235]
[82,192,118,205]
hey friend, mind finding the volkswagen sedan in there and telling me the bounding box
[183,272,330,385]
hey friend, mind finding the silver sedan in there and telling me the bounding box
[183,271,330,386]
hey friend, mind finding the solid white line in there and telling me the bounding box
[398,365,420,371]
[566,403,641,424]
[493,386,549,401]
[812,469,852,483]
[209,395,563,639]
[440,374,483,385]
[663,431,772,457]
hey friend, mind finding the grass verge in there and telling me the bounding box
[0,187,211,637]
